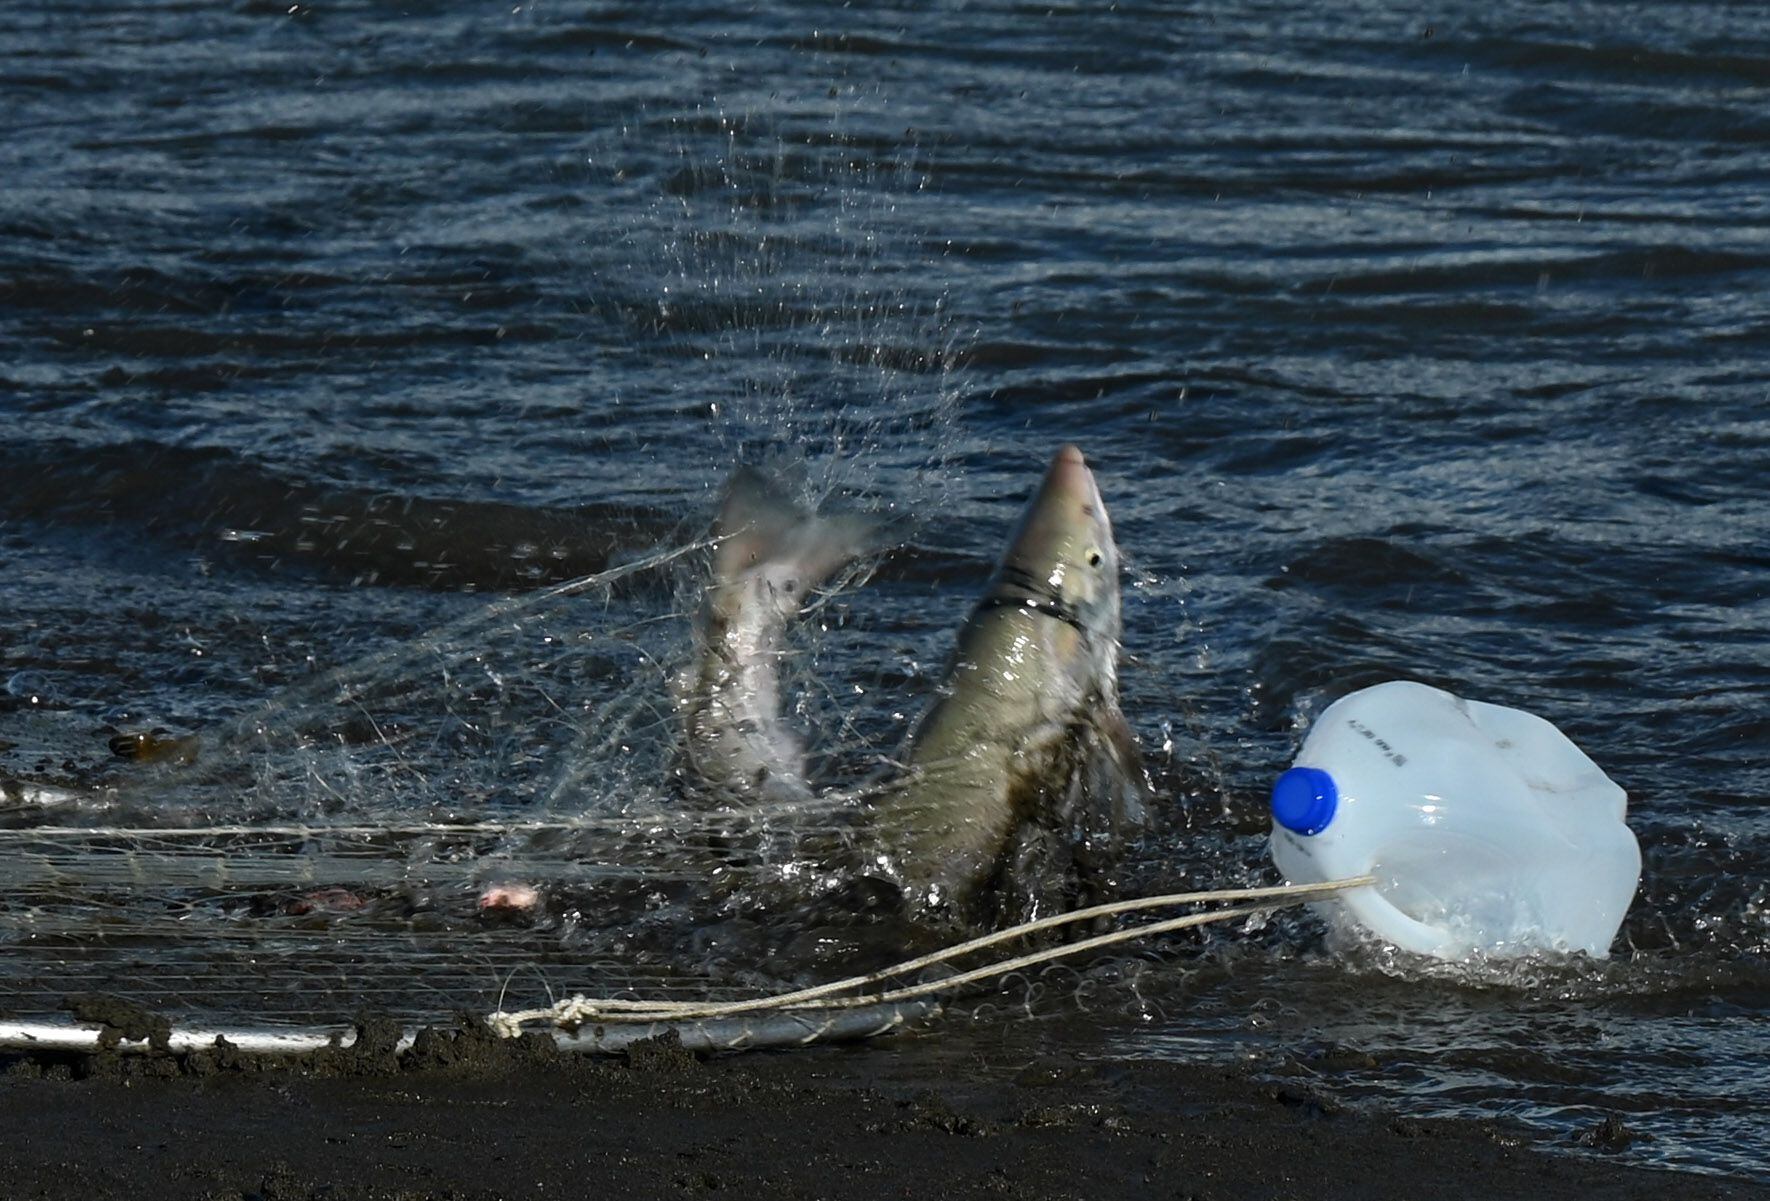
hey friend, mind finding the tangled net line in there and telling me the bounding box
[487,876,1373,1036]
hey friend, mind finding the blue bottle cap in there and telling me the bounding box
[1271,766,1338,835]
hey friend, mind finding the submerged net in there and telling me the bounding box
[0,537,915,1030]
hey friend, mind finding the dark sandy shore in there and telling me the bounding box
[0,1022,1760,1201]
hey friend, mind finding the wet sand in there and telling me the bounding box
[0,1025,1760,1201]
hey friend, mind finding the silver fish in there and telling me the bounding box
[679,468,875,802]
[874,444,1146,921]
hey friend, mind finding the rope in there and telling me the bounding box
[486,874,1373,1037]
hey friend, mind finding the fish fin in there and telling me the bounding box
[1094,704,1150,835]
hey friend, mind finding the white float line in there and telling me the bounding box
[0,1021,381,1057]
[0,1004,927,1058]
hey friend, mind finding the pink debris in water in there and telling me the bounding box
[478,882,541,912]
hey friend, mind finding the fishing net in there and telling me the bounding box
[0,103,1290,1053]
[0,109,976,1043]
[1,537,899,1027]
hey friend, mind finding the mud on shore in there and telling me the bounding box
[0,1017,1761,1201]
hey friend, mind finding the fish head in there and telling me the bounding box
[709,468,875,623]
[986,444,1121,682]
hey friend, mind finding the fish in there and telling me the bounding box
[872,444,1146,924]
[678,468,877,803]
[0,777,90,810]
[675,448,1146,927]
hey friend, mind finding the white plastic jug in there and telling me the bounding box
[1268,680,1641,960]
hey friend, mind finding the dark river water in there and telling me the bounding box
[2,0,1767,1182]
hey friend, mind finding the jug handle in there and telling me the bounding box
[1338,881,1457,958]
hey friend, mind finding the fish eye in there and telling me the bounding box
[1085,547,1103,568]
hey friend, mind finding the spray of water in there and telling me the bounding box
[0,106,979,1026]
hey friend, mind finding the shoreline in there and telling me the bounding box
[0,1025,1760,1201]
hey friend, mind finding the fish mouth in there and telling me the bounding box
[1003,444,1109,564]
[1044,444,1104,515]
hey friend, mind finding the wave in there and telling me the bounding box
[0,441,674,590]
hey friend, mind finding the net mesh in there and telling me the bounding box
[0,110,971,1034]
